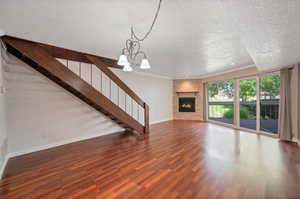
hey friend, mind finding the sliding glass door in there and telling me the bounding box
[207,80,234,125]
[206,73,280,135]
[259,74,280,134]
[239,78,257,130]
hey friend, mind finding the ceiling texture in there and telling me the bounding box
[1,0,300,79]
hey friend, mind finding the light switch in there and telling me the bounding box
[0,85,6,94]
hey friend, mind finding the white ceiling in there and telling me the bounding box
[1,0,300,79]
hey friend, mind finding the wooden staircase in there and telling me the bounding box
[1,36,149,135]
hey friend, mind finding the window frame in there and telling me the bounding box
[206,79,235,127]
[206,72,280,138]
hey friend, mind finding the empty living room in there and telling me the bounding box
[0,0,300,198]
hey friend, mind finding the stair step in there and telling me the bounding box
[3,36,146,135]
[125,128,133,132]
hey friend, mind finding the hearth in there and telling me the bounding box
[179,97,195,112]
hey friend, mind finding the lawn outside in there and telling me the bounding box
[208,102,278,134]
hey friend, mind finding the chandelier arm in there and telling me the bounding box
[133,51,147,60]
[122,47,129,54]
[131,0,162,42]
[125,39,131,52]
[119,0,160,70]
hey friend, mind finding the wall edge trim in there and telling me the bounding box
[0,155,9,179]
[5,119,173,161]
[7,129,123,159]
[150,118,173,125]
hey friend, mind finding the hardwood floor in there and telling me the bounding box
[0,120,299,199]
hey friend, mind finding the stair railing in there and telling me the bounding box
[2,35,150,134]
[57,55,149,134]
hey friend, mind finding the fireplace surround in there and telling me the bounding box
[179,97,195,112]
[173,79,203,120]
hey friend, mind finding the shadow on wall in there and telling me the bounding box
[4,54,123,155]
[0,44,8,177]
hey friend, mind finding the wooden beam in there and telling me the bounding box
[2,35,122,69]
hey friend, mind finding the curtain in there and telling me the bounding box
[279,68,293,140]
[202,82,207,121]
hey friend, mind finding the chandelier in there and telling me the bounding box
[117,0,163,72]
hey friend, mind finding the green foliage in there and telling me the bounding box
[239,106,250,118]
[239,79,256,102]
[223,107,233,118]
[208,75,280,120]
[208,75,280,101]
[260,75,280,98]
[208,105,232,118]
[208,80,234,99]
[209,105,255,119]
[223,106,250,119]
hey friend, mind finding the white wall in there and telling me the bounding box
[111,69,173,124]
[290,64,300,143]
[5,56,173,156]
[0,44,8,176]
[5,56,123,155]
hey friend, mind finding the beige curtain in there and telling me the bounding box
[202,82,207,121]
[279,68,293,140]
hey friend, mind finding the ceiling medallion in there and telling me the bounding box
[117,0,163,72]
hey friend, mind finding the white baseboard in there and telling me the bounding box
[7,130,123,159]
[2,119,173,176]
[292,138,300,146]
[6,119,173,159]
[2,130,120,178]
[150,118,173,125]
[0,155,9,179]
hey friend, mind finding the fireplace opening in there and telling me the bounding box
[179,97,195,112]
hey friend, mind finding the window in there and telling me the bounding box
[206,73,280,135]
[208,80,234,125]
[259,73,280,134]
[239,77,257,130]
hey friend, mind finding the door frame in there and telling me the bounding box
[206,73,280,138]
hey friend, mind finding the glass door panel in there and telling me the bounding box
[208,80,234,125]
[239,78,257,130]
[259,74,280,134]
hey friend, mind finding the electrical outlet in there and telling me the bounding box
[0,29,5,36]
[0,85,6,94]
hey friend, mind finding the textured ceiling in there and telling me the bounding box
[0,0,300,79]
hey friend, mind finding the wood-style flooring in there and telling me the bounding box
[0,120,299,199]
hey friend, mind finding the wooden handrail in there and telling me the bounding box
[144,103,150,133]
[85,55,145,107]
[1,35,121,69]
[85,55,150,134]
[2,35,150,134]
[2,36,145,133]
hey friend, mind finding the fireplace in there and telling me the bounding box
[179,97,195,112]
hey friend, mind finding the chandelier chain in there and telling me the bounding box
[131,0,162,42]
[118,0,163,71]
